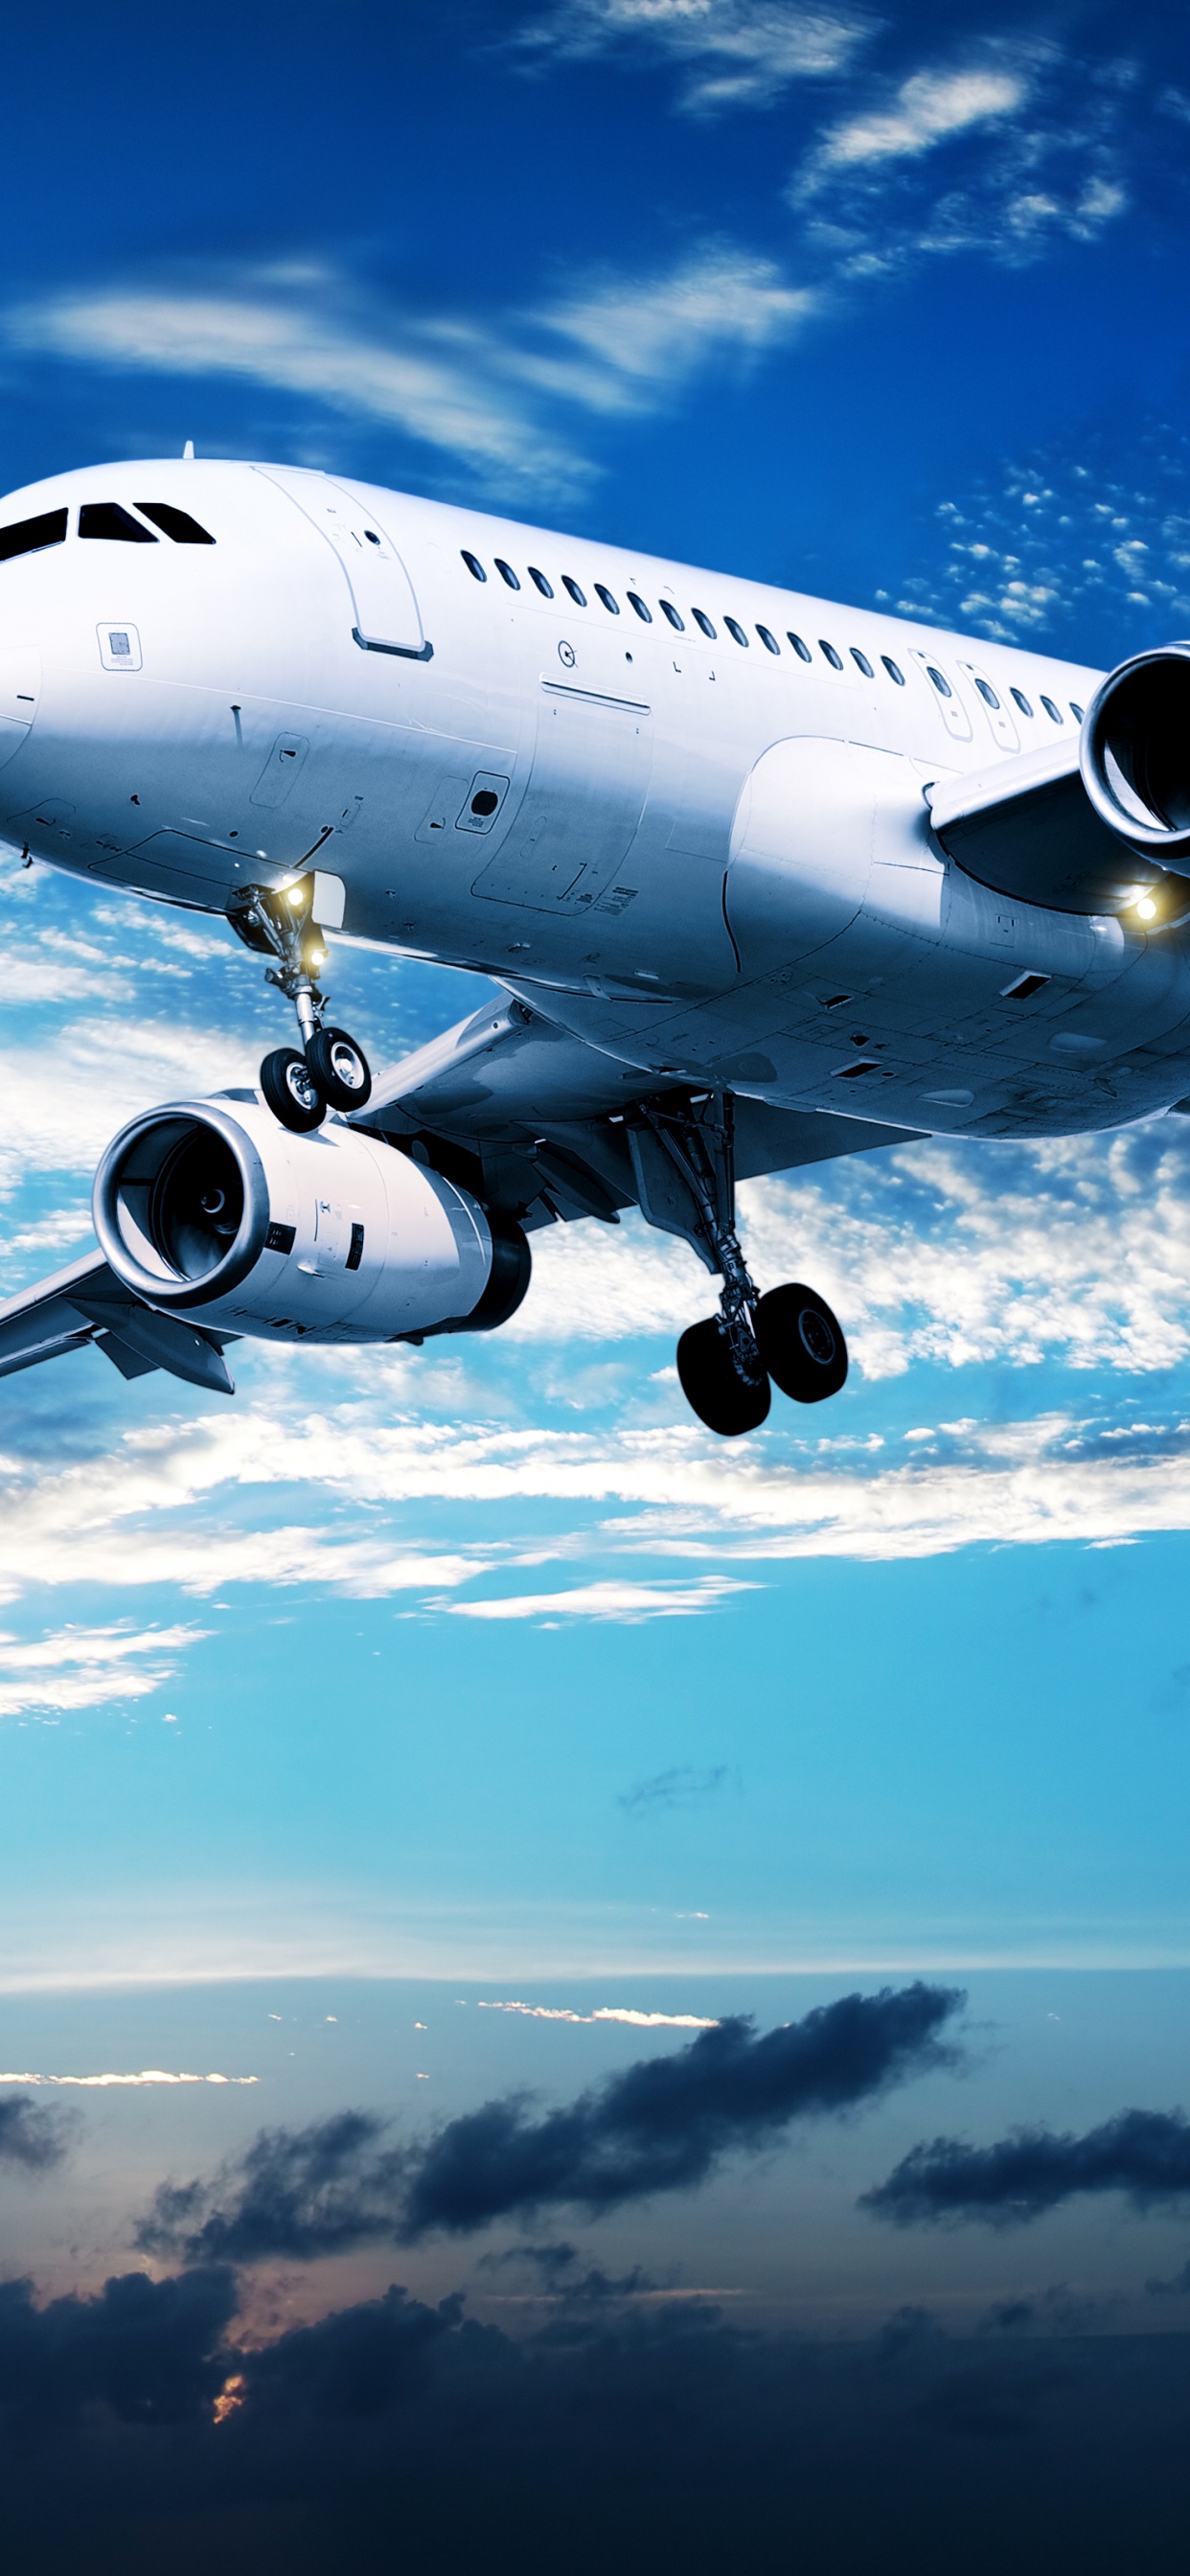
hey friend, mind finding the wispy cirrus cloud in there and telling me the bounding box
[810,65,1027,175]
[0,2067,257,2086]
[0,1621,206,1718]
[513,0,868,115]
[789,41,1130,275]
[4,281,586,496]
[2,247,815,503]
[438,1577,756,1622]
[475,2000,719,2025]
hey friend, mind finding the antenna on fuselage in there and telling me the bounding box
[182,439,195,460]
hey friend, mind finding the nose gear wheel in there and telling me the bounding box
[260,1046,325,1133]
[227,875,370,1127]
[306,1024,372,1111]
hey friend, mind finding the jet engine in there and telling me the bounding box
[1081,643,1190,862]
[92,1093,530,1345]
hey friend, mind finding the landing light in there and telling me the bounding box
[286,883,306,909]
[1134,896,1158,922]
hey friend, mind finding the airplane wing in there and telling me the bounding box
[357,994,927,1232]
[927,738,1187,914]
[0,1003,923,1392]
[0,1252,237,1392]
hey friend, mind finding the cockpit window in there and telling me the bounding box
[0,507,68,563]
[79,502,156,543]
[135,501,215,544]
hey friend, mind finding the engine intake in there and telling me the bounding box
[1081,645,1190,860]
[93,1093,529,1344]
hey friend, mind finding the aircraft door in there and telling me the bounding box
[255,468,425,656]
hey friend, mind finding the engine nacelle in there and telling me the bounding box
[92,1093,530,1345]
[1081,644,1190,862]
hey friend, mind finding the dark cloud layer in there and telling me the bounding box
[0,2095,66,2171]
[865,2108,1190,2225]
[401,1984,963,2238]
[1,2259,1190,2575]
[140,1984,963,2262]
[137,2111,406,2266]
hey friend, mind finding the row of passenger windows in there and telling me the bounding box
[459,547,1083,726]
[0,500,215,563]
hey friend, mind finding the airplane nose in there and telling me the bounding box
[0,644,39,773]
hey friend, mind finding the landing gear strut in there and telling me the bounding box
[626,1094,848,1438]
[228,876,372,1134]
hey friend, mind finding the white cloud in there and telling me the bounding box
[886,430,1190,645]
[789,43,1129,278]
[0,1621,205,1717]
[816,68,1024,171]
[541,249,814,386]
[437,1576,757,1621]
[0,2067,257,2084]
[3,247,815,499]
[476,1999,718,2024]
[7,288,586,496]
[514,0,866,113]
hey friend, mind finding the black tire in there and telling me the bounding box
[754,1282,848,1404]
[306,1024,372,1111]
[261,1046,325,1133]
[676,1317,770,1437]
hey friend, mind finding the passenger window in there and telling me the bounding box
[659,600,684,631]
[1070,702,1085,722]
[851,648,874,678]
[788,632,812,662]
[973,677,1000,709]
[881,656,905,685]
[0,506,68,562]
[528,566,554,598]
[595,583,620,614]
[757,624,780,655]
[561,575,586,606]
[724,616,749,647]
[627,591,652,622]
[1010,687,1033,716]
[494,559,520,590]
[79,502,156,543]
[927,664,952,698]
[135,502,215,543]
[819,640,843,670]
[692,609,716,638]
[462,550,487,582]
[1041,695,1063,723]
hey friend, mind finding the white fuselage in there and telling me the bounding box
[0,455,1183,1142]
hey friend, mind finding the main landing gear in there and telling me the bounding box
[228,877,372,1134]
[625,1095,848,1439]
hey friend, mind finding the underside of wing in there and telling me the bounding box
[0,1253,238,1392]
[927,739,1190,916]
[357,995,926,1231]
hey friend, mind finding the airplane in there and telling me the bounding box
[0,452,1185,1435]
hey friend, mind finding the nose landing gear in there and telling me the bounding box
[228,877,372,1133]
[626,1095,849,1438]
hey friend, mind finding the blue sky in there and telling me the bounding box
[5,5,1190,2558]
